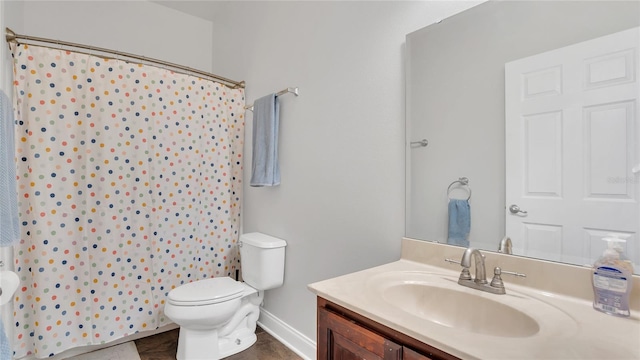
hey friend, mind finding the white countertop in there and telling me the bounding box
[308,240,640,360]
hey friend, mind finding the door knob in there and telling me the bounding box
[509,204,528,215]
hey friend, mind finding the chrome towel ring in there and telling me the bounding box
[447,177,471,200]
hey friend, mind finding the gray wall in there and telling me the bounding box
[209,1,480,351]
[406,1,640,251]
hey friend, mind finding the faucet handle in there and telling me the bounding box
[499,268,526,278]
[459,267,472,281]
[489,267,505,292]
[444,258,472,281]
[490,267,526,292]
[444,258,461,265]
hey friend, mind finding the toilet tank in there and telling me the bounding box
[239,232,287,290]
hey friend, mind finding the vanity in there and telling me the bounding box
[308,239,640,359]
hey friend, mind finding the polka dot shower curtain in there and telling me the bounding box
[10,44,245,358]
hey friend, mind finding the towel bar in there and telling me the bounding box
[410,139,429,147]
[245,87,299,111]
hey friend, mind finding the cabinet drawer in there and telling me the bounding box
[318,306,402,360]
[404,347,434,360]
[317,297,459,360]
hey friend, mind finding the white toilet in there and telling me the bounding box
[164,232,287,360]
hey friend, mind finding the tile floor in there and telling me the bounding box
[135,326,303,360]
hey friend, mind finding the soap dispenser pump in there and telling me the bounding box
[592,234,634,317]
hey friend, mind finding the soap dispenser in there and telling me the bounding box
[592,234,634,317]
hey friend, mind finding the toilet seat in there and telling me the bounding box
[168,277,245,306]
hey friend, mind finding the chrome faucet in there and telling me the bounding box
[447,247,526,295]
[460,248,487,284]
[498,236,513,254]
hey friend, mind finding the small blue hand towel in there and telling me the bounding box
[0,90,19,247]
[447,199,470,247]
[250,93,280,187]
[0,319,10,360]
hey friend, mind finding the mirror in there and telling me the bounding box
[405,0,640,273]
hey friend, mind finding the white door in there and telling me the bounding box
[505,27,639,268]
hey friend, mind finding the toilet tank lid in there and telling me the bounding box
[240,232,287,248]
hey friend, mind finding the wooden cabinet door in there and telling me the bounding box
[318,307,402,360]
[404,347,434,360]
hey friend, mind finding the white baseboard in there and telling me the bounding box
[258,308,316,360]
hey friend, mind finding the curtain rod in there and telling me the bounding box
[5,27,245,89]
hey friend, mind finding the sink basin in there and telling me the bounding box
[383,281,539,337]
[367,271,577,338]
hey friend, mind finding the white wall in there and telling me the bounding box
[1,1,21,93]
[209,1,480,349]
[17,1,213,73]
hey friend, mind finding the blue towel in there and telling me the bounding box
[0,90,19,248]
[0,319,10,360]
[250,93,280,187]
[447,199,470,247]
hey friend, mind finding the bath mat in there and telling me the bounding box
[67,341,141,360]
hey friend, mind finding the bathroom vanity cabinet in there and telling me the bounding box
[310,240,640,360]
[317,297,459,360]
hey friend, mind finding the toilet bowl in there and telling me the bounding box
[164,233,286,360]
[164,278,261,359]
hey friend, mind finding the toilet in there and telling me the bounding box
[164,232,287,360]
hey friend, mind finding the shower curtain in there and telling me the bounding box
[10,44,245,358]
